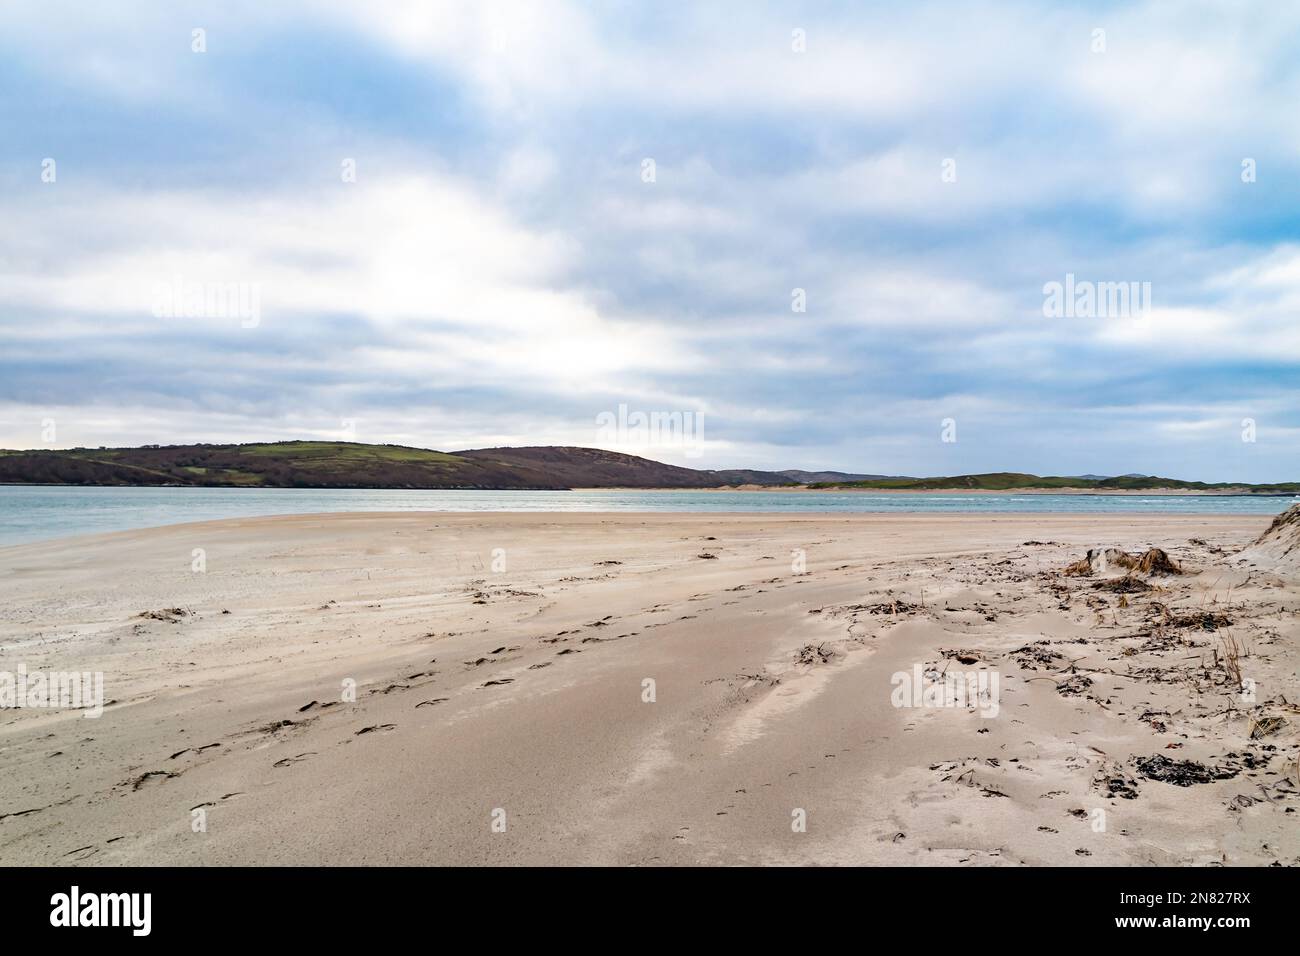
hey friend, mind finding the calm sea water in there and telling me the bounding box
[0,485,1294,548]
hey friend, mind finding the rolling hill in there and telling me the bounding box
[807,471,1300,494]
[778,469,898,483]
[455,446,791,488]
[0,444,1294,493]
[0,442,794,490]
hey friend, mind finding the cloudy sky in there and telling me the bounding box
[2,1,1298,481]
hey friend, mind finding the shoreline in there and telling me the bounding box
[2,501,1294,552]
[573,485,1300,496]
[4,482,1297,497]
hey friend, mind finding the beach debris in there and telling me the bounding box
[1056,674,1094,697]
[941,648,983,665]
[1133,755,1237,786]
[695,552,718,560]
[255,719,298,734]
[1139,709,1171,733]
[1175,613,1232,634]
[1011,642,1065,670]
[1222,749,1273,771]
[855,599,920,615]
[794,642,836,665]
[817,599,920,619]
[1096,769,1140,800]
[1092,575,1152,593]
[136,607,191,622]
[1149,604,1232,630]
[354,724,396,735]
[1249,716,1289,739]
[1064,547,1182,577]
[1133,548,1183,575]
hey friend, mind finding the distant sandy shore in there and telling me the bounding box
[1,512,1296,865]
[573,485,1297,495]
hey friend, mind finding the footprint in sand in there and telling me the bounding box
[354,724,397,735]
[128,770,178,791]
[272,752,316,768]
[297,700,341,713]
[191,792,245,813]
[169,742,221,760]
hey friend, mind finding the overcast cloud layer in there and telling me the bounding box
[2,1,1298,481]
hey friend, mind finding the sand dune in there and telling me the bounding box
[1240,502,1300,578]
[0,512,1296,865]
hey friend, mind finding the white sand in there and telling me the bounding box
[0,511,1296,865]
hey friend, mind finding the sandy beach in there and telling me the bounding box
[1,511,1296,866]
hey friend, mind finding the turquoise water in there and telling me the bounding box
[0,485,1294,548]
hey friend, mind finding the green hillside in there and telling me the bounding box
[0,442,562,489]
[0,442,794,489]
[0,444,1293,493]
[809,472,1300,493]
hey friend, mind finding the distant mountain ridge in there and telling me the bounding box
[0,443,1293,493]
